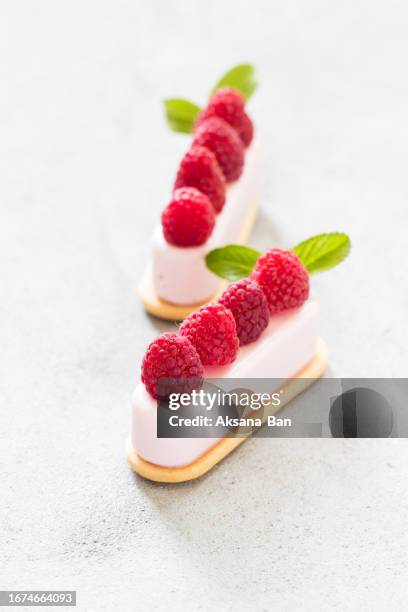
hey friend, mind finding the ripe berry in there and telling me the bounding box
[251,249,309,315]
[141,332,204,399]
[162,187,215,247]
[179,303,239,366]
[219,279,269,345]
[193,117,244,182]
[196,88,254,147]
[174,145,226,213]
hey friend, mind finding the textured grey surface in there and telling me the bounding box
[1,1,408,610]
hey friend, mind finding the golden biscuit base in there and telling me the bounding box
[127,338,328,483]
[138,196,260,321]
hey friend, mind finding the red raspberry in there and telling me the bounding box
[162,187,215,247]
[141,332,204,399]
[251,249,310,315]
[196,88,254,147]
[219,279,270,345]
[174,145,226,213]
[179,303,239,366]
[193,117,244,182]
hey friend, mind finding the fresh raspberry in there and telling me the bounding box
[251,249,309,314]
[195,88,254,147]
[174,145,226,213]
[179,303,239,366]
[219,279,270,345]
[141,332,204,399]
[162,187,215,247]
[193,117,244,182]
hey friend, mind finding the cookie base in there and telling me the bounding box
[127,338,328,483]
[138,195,260,321]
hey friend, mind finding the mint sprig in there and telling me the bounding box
[292,233,351,274]
[163,63,257,133]
[205,233,351,281]
[163,98,201,134]
[211,64,257,101]
[205,245,261,281]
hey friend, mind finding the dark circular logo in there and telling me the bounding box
[329,387,393,438]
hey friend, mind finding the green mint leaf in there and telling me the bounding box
[205,245,261,281]
[211,64,257,101]
[292,232,351,274]
[163,98,201,133]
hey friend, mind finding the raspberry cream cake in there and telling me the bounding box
[128,233,351,482]
[139,74,260,321]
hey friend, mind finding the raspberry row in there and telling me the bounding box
[162,89,254,248]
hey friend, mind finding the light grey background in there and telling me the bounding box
[1,1,408,610]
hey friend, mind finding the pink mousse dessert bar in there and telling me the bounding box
[139,76,260,320]
[128,233,350,482]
